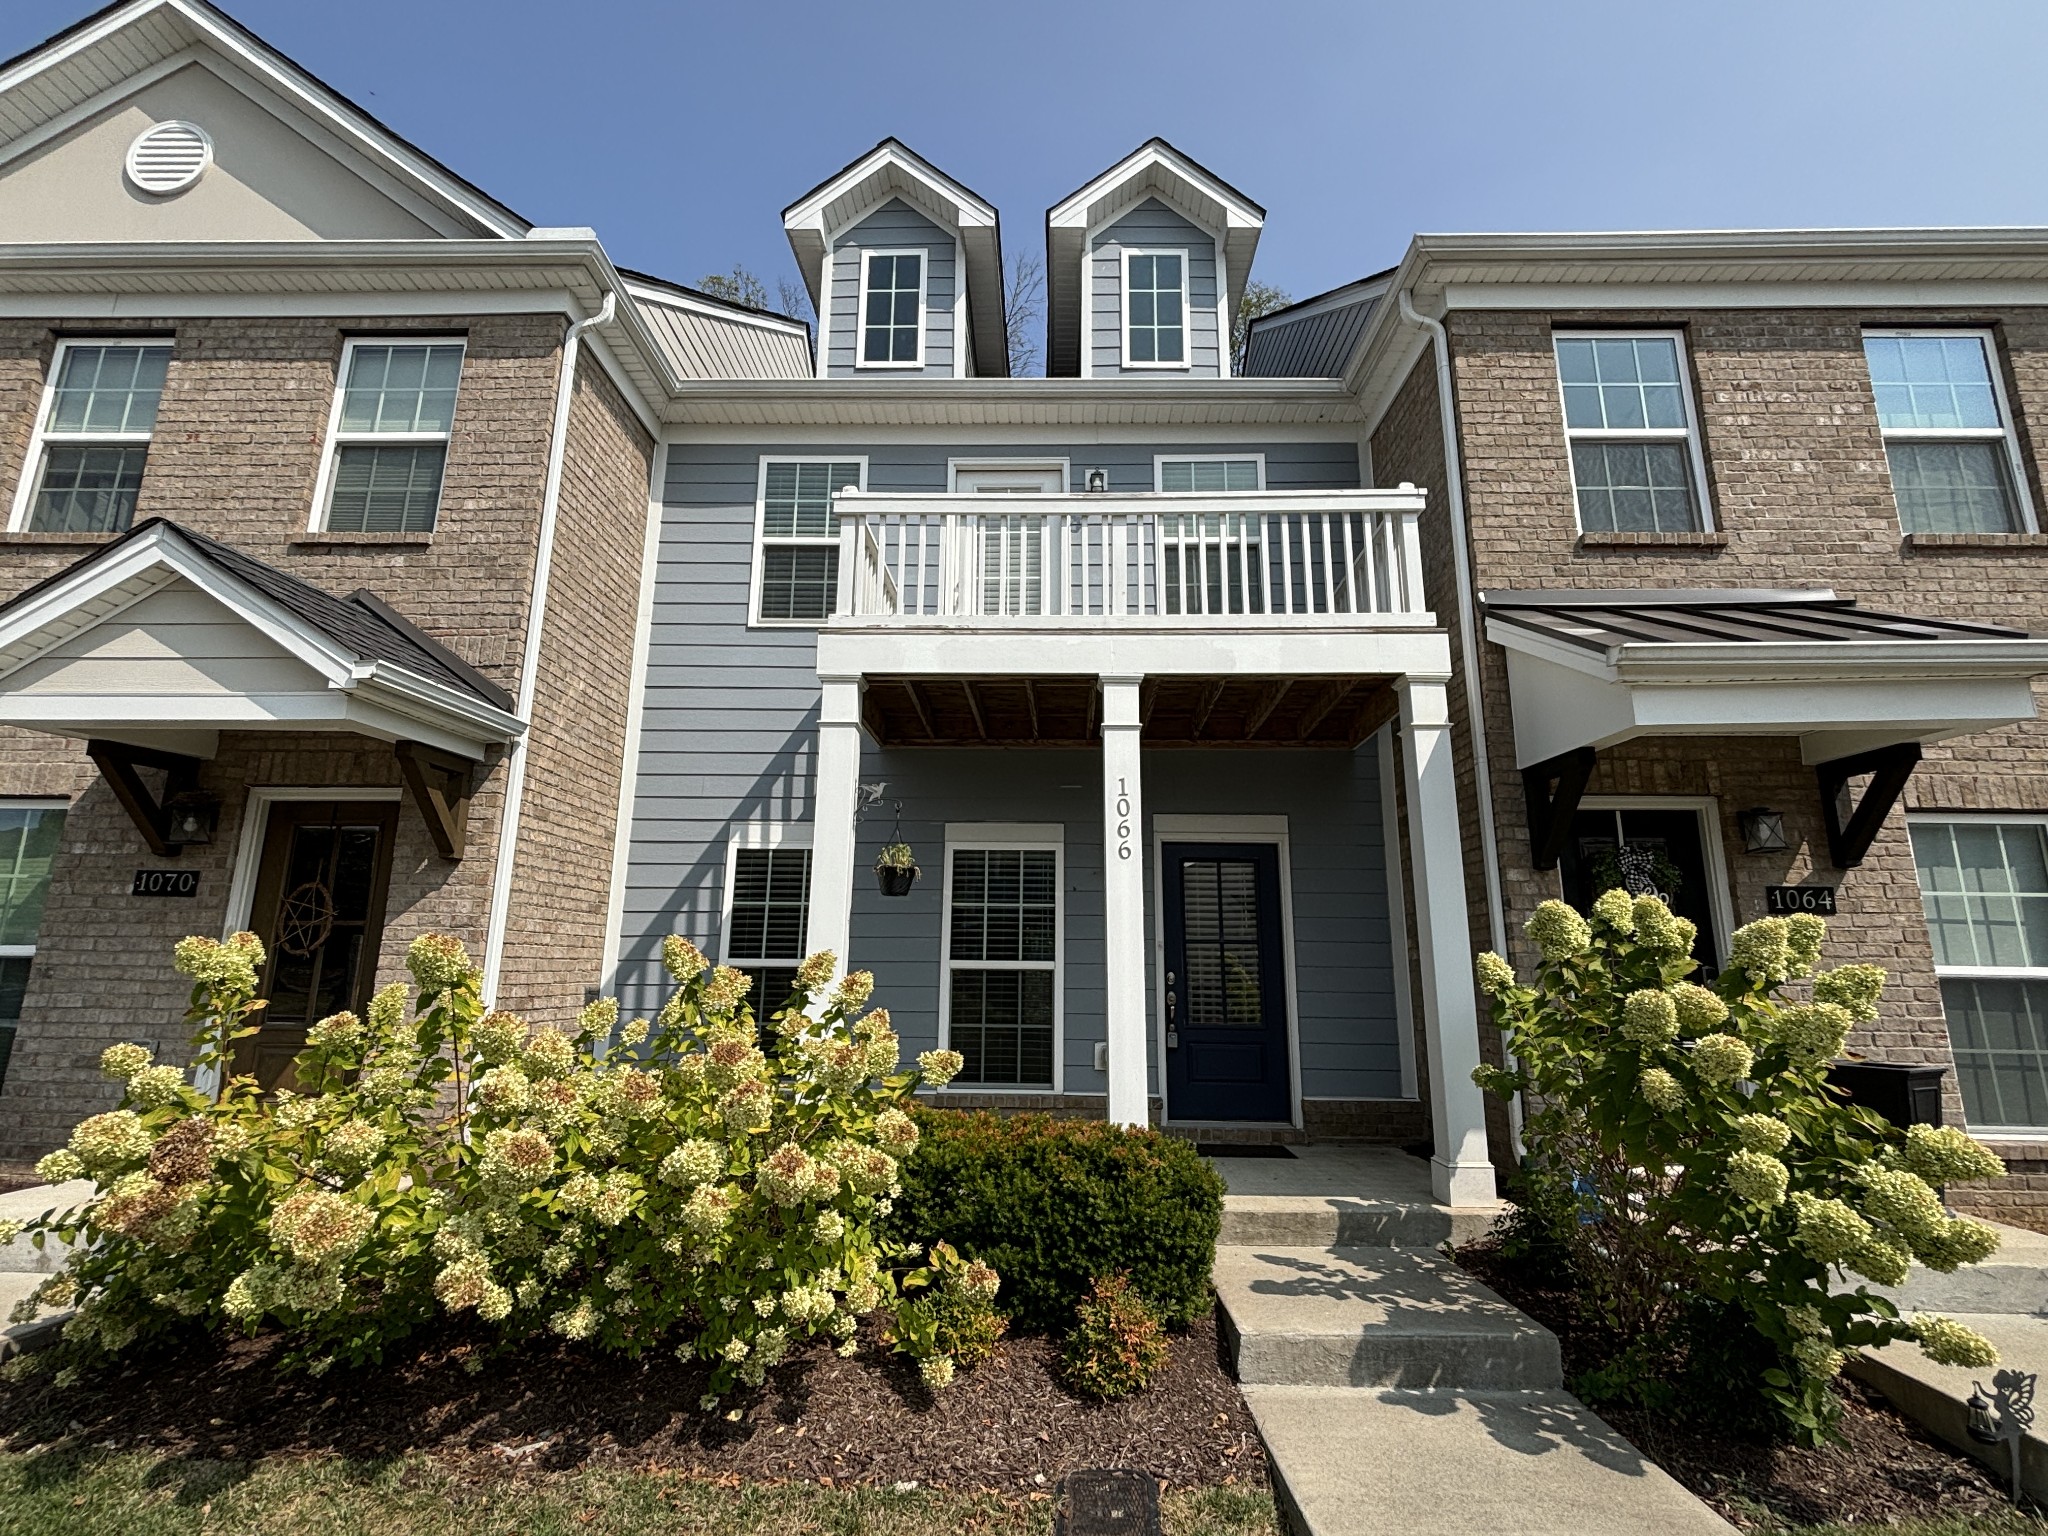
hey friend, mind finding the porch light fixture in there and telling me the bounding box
[1085,468,1107,493]
[1738,808,1788,855]
[161,789,220,847]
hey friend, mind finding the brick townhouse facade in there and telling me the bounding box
[5,0,2048,1217]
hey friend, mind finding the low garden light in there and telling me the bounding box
[1963,1369,2034,1499]
[1739,808,1788,855]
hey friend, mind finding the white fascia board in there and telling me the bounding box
[348,662,527,749]
[816,625,1453,682]
[784,145,996,235]
[1441,280,2048,312]
[658,376,1361,427]
[1047,143,1263,232]
[1498,644,2046,768]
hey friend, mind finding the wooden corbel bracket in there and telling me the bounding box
[393,740,476,861]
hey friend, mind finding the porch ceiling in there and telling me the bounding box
[860,674,1398,748]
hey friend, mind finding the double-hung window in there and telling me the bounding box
[1864,330,2033,535]
[1124,251,1187,367]
[13,340,171,534]
[316,338,464,533]
[755,458,865,623]
[1555,332,1710,533]
[0,802,66,1092]
[1910,817,2048,1132]
[944,831,1061,1089]
[859,252,924,367]
[723,830,813,1018]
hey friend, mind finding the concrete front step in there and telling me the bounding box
[1243,1386,1735,1536]
[1221,1195,1498,1249]
[1215,1244,1562,1390]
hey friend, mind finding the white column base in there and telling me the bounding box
[1432,1155,1500,1207]
[1100,675,1148,1128]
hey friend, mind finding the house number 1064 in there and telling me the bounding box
[1115,777,1133,860]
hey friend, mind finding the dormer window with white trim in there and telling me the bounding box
[11,340,172,534]
[1865,330,2034,535]
[1124,251,1187,367]
[314,339,464,534]
[859,251,926,367]
[1555,332,1711,534]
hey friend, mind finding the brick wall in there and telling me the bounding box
[494,355,654,1023]
[1390,305,2048,1176]
[0,312,584,1156]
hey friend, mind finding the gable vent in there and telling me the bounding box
[124,121,213,195]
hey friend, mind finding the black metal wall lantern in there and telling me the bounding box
[1739,808,1789,855]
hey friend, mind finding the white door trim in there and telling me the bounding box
[1151,813,1303,1128]
[1576,794,1737,965]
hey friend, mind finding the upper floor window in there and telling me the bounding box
[1157,456,1263,492]
[315,339,464,534]
[1554,332,1710,533]
[1864,330,2033,535]
[754,458,865,623]
[1125,251,1187,367]
[10,340,171,535]
[859,252,924,367]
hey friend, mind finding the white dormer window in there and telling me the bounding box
[1124,251,1187,367]
[858,252,925,367]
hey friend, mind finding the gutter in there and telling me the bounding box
[1396,287,1523,1153]
[480,285,618,1008]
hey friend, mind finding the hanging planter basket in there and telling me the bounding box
[875,863,919,897]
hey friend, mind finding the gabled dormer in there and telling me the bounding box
[1045,139,1263,379]
[782,139,1006,379]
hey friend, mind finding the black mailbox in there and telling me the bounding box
[1829,1061,1947,1130]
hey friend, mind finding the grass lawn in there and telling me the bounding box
[0,1450,1280,1536]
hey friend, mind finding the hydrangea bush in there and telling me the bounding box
[8,930,976,1402]
[1474,892,2006,1442]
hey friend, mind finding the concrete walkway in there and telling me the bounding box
[1209,1148,1733,1535]
[1850,1218,2048,1502]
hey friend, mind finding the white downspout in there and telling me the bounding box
[1396,288,1524,1152]
[480,288,617,1008]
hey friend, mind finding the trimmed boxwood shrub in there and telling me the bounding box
[887,1108,1224,1331]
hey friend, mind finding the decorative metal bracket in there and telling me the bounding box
[1814,741,1921,870]
[1523,746,1598,871]
[393,741,475,861]
[85,738,205,857]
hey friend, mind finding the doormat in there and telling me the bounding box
[1194,1143,1296,1159]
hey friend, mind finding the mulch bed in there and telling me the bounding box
[1457,1237,2033,1530]
[0,1307,1265,1495]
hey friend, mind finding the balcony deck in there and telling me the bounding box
[828,487,1432,628]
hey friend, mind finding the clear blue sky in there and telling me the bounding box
[6,0,2047,312]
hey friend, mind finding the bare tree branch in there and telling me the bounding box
[1005,253,1045,377]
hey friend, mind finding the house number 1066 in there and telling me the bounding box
[1115,777,1133,860]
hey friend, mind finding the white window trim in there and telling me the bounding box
[748,454,869,629]
[1908,810,2048,1138]
[1573,795,1737,966]
[6,337,174,533]
[1121,247,1193,372]
[0,796,68,963]
[1867,327,2039,536]
[1150,814,1304,1129]
[719,823,815,983]
[853,248,928,371]
[306,335,466,533]
[1152,453,1267,492]
[937,822,1064,1094]
[947,457,1071,492]
[1553,329,1716,535]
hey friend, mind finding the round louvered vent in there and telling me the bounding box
[124,120,212,194]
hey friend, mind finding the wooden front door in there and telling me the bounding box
[1162,842,1292,1122]
[235,800,398,1091]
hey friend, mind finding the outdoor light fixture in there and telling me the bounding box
[161,789,220,847]
[1968,1387,2000,1445]
[1085,468,1107,493]
[1965,1370,2036,1499]
[1738,808,1788,855]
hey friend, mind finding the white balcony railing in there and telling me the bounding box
[830,490,1428,624]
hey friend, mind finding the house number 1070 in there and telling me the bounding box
[1115,777,1133,860]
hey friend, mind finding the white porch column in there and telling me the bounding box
[1397,675,1498,1206]
[806,672,864,974]
[1100,674,1149,1127]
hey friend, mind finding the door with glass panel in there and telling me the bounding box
[954,466,1064,615]
[1911,819,2048,1131]
[1559,805,1722,977]
[1162,842,1291,1122]
[0,803,67,1092]
[237,801,398,1093]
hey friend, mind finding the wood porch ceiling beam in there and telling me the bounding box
[903,679,937,740]
[1023,678,1040,739]
[1295,678,1356,740]
[962,680,989,742]
[1190,680,1227,740]
[1243,680,1294,740]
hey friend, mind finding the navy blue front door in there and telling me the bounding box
[1162,842,1291,1122]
